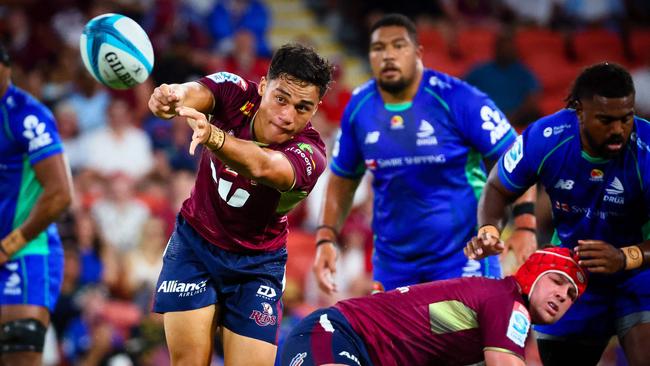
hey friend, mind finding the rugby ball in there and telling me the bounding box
[79,13,154,89]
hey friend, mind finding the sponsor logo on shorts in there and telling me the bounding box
[157,280,207,297]
[256,285,277,300]
[506,302,530,347]
[289,352,307,366]
[3,272,21,296]
[250,302,277,326]
[339,351,361,366]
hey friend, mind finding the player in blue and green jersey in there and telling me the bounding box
[314,14,536,293]
[0,44,72,366]
[465,63,650,365]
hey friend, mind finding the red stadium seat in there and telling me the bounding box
[457,26,497,66]
[515,27,565,64]
[572,28,626,65]
[525,52,579,96]
[630,29,650,65]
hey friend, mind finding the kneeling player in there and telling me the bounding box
[281,247,586,366]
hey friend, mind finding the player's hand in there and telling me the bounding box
[313,242,338,295]
[506,229,537,267]
[176,106,210,155]
[575,240,624,273]
[464,230,505,260]
[149,83,186,119]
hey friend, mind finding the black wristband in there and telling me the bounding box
[514,227,536,234]
[316,238,336,247]
[316,225,338,238]
[513,202,535,217]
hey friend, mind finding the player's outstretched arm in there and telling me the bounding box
[484,350,525,366]
[148,82,214,119]
[465,166,520,260]
[0,154,72,263]
[313,174,362,294]
[176,106,296,191]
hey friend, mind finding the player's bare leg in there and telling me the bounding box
[0,305,50,366]
[620,321,650,366]
[164,304,218,366]
[222,326,277,366]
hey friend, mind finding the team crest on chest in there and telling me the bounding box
[390,115,404,129]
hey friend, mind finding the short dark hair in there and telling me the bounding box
[565,62,635,108]
[369,13,418,45]
[267,43,333,99]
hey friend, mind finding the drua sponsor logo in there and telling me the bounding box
[157,280,207,297]
[416,120,437,146]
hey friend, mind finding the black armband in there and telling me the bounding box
[512,202,535,217]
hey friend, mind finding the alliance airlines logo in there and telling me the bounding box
[416,120,437,146]
[604,177,624,204]
[157,280,207,297]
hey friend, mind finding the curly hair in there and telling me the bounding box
[565,62,635,109]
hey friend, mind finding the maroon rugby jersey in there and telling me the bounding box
[180,72,326,252]
[335,276,530,366]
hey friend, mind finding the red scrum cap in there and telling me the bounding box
[514,247,588,299]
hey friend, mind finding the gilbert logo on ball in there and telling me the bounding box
[80,13,154,89]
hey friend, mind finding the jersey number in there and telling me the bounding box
[210,160,250,207]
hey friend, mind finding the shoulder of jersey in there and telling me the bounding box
[5,86,49,116]
[632,116,650,155]
[525,109,576,143]
[205,71,251,92]
[351,78,376,98]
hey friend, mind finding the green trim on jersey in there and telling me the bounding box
[485,129,516,159]
[12,157,49,258]
[423,87,451,113]
[550,230,561,246]
[428,300,478,334]
[580,150,610,164]
[384,101,412,112]
[538,136,574,175]
[276,189,308,215]
[349,92,376,121]
[465,149,487,201]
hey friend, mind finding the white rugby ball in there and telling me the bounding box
[79,13,154,89]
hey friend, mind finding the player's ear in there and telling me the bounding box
[575,100,584,123]
[258,77,267,96]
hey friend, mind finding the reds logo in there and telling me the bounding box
[250,302,277,326]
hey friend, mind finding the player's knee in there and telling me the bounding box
[0,318,47,353]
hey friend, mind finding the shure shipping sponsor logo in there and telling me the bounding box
[367,154,446,169]
[554,201,624,220]
[157,280,207,297]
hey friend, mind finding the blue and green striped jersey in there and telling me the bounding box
[0,84,64,257]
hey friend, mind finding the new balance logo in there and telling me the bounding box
[605,177,624,195]
[554,179,574,190]
[365,131,380,144]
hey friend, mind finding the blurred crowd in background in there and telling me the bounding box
[1,0,649,365]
